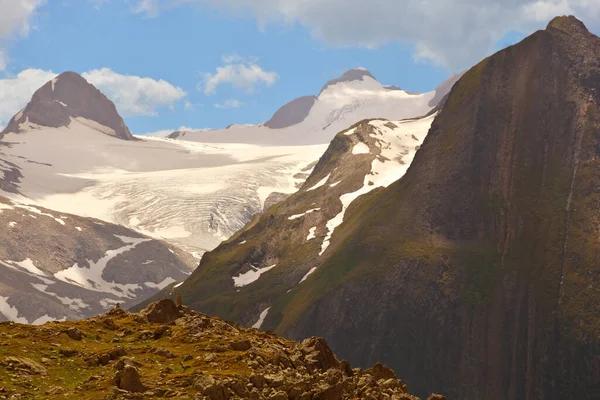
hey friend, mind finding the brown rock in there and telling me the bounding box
[153,325,170,339]
[300,337,340,372]
[427,395,446,400]
[230,340,252,351]
[153,348,176,358]
[340,360,353,377]
[365,362,397,380]
[65,327,83,341]
[142,299,180,324]
[2,357,47,375]
[114,365,145,393]
[203,383,231,400]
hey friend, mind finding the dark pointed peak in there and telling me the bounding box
[319,68,378,95]
[1,70,134,140]
[546,15,589,35]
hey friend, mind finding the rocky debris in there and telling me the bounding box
[142,299,180,324]
[0,357,47,376]
[0,300,438,398]
[427,395,446,400]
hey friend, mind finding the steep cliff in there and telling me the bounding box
[141,16,600,399]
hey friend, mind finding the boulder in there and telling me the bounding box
[230,340,252,351]
[142,299,180,324]
[300,337,339,372]
[65,327,83,341]
[114,365,146,393]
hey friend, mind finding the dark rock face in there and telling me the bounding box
[0,71,134,140]
[286,15,600,400]
[264,96,318,129]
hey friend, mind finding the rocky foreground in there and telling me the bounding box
[0,299,444,399]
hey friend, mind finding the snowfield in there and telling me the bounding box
[0,119,326,258]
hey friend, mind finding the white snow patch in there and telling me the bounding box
[288,208,321,220]
[299,267,317,284]
[344,128,357,136]
[31,284,90,312]
[0,297,28,324]
[174,281,184,288]
[51,77,58,91]
[319,114,435,256]
[352,142,370,155]
[306,173,330,191]
[11,258,46,277]
[306,227,317,241]
[8,222,16,227]
[252,306,271,329]
[239,240,247,245]
[15,204,65,225]
[53,235,151,298]
[58,101,67,107]
[144,277,177,290]
[233,264,277,288]
[100,298,121,310]
[330,181,341,187]
[32,315,66,325]
[0,203,14,212]
[75,227,82,232]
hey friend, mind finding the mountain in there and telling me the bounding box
[0,299,445,399]
[167,68,457,145]
[0,73,326,259]
[143,16,600,399]
[0,71,134,140]
[0,195,195,324]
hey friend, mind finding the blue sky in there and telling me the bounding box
[0,0,598,134]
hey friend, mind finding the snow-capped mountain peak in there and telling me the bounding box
[318,68,380,95]
[168,68,454,145]
[0,71,134,140]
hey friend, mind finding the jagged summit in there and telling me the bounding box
[0,71,134,140]
[546,15,590,34]
[319,68,378,94]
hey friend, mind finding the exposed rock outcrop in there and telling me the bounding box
[0,299,437,399]
[0,71,134,140]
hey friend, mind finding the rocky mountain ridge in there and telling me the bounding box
[0,299,444,399]
[0,195,195,324]
[139,15,600,399]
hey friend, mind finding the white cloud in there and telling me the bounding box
[0,0,45,71]
[82,68,187,117]
[134,0,160,17]
[0,68,186,128]
[214,99,244,109]
[0,68,57,127]
[0,50,7,72]
[142,0,600,70]
[201,56,278,95]
[0,0,44,38]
